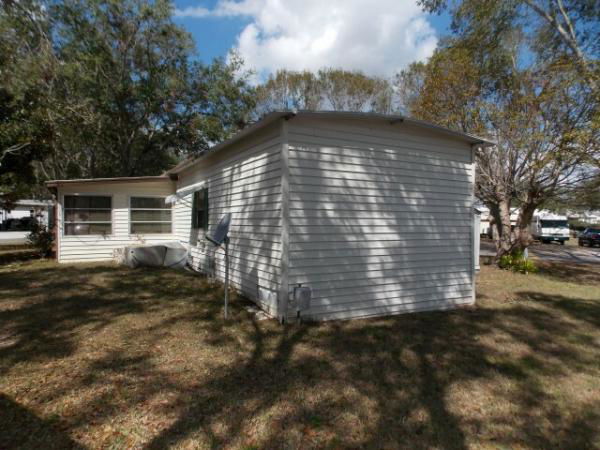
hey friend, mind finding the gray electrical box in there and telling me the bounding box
[293,285,312,312]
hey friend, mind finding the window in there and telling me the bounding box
[192,188,209,230]
[64,195,112,235]
[540,220,568,228]
[130,197,172,234]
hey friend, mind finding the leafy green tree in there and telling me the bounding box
[254,68,394,116]
[255,70,323,115]
[0,0,256,203]
[398,1,599,260]
[318,68,394,113]
[418,0,599,94]
[0,0,54,208]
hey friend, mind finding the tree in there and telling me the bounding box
[254,70,322,115]
[397,13,598,260]
[254,68,395,116]
[318,68,394,113]
[0,0,256,202]
[418,0,599,94]
[0,0,54,208]
[544,175,600,213]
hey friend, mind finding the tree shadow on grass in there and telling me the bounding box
[536,260,600,286]
[0,393,86,450]
[1,263,599,448]
[518,290,600,329]
[0,264,223,374]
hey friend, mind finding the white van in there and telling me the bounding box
[530,213,570,244]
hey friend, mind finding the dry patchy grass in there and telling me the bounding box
[1,259,599,449]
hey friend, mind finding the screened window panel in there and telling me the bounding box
[64,223,112,235]
[130,197,172,234]
[64,209,112,222]
[130,197,169,209]
[64,196,111,209]
[131,223,172,234]
[64,195,112,235]
[130,210,172,221]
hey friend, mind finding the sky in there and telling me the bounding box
[172,0,451,82]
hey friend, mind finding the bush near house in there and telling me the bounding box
[26,222,54,258]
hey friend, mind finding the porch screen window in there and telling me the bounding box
[192,188,209,230]
[64,195,112,235]
[130,197,172,234]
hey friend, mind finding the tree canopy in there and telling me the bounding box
[0,0,255,206]
[399,0,599,258]
[254,68,395,117]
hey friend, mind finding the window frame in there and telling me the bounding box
[191,187,209,231]
[62,193,113,237]
[129,195,173,235]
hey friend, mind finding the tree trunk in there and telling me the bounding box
[489,199,514,261]
[515,201,538,251]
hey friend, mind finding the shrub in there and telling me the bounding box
[498,249,537,274]
[27,222,54,257]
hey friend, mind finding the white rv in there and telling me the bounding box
[530,213,570,244]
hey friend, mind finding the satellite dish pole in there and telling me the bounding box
[223,234,230,318]
[206,213,232,319]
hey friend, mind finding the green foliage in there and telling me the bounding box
[498,250,538,274]
[254,68,394,116]
[0,0,256,196]
[543,176,600,213]
[27,222,54,258]
[402,0,599,262]
[569,220,600,232]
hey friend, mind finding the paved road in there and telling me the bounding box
[481,240,600,264]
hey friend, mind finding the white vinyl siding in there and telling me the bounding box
[286,116,475,321]
[174,124,283,316]
[56,180,175,263]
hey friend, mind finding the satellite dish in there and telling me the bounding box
[206,213,231,246]
[205,213,232,319]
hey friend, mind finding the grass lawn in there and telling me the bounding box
[1,259,599,449]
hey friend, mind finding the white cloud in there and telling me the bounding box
[173,5,211,18]
[175,0,438,80]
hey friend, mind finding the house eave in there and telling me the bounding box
[168,110,495,175]
[45,175,172,188]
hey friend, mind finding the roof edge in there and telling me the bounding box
[45,175,171,188]
[168,111,288,175]
[168,110,494,175]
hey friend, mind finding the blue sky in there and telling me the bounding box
[172,0,452,80]
[174,0,248,62]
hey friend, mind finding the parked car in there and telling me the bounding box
[1,217,37,231]
[578,228,600,247]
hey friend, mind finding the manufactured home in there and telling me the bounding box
[47,111,492,321]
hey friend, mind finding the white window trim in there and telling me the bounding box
[128,195,173,236]
[62,193,114,237]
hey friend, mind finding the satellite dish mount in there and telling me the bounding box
[206,213,232,318]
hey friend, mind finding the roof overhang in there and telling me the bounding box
[167,110,495,176]
[167,111,292,175]
[45,175,172,188]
